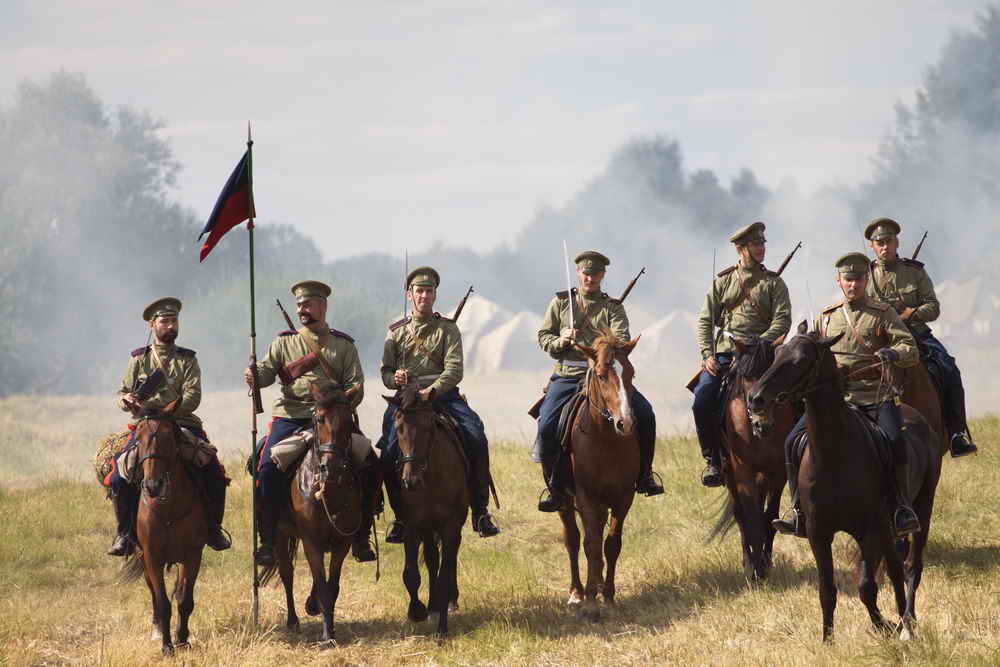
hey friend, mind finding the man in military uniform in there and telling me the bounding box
[245,281,377,566]
[533,251,664,512]
[692,222,792,486]
[865,217,977,457]
[774,252,922,538]
[107,297,231,556]
[378,267,501,540]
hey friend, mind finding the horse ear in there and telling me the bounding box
[574,343,597,360]
[797,320,809,335]
[617,335,640,357]
[817,331,845,349]
[773,334,786,346]
[163,400,178,414]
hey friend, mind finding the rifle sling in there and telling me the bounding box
[297,327,340,383]
[149,346,182,397]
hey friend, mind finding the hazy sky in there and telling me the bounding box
[1,1,988,258]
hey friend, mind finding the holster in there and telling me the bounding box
[277,352,319,385]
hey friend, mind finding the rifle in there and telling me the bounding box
[452,285,474,322]
[617,267,645,302]
[912,231,928,260]
[276,299,296,331]
[776,241,802,275]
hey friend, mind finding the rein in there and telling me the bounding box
[311,403,363,537]
[772,336,836,404]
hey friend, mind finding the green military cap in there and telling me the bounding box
[407,266,440,289]
[290,280,332,303]
[143,297,182,322]
[574,251,610,275]
[729,221,767,245]
[835,252,871,278]
[864,217,901,241]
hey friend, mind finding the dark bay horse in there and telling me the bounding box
[712,335,796,582]
[748,324,941,641]
[558,334,640,621]
[900,362,948,458]
[121,401,207,655]
[383,382,468,638]
[260,382,367,644]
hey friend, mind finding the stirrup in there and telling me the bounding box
[893,507,921,537]
[950,433,978,458]
[773,509,806,538]
[701,463,724,488]
[637,471,665,496]
[107,534,134,557]
[537,488,568,513]
[254,543,276,567]
[473,513,501,537]
[207,526,232,551]
[385,521,405,544]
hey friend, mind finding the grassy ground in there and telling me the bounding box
[0,408,998,665]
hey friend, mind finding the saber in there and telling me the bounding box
[563,240,574,331]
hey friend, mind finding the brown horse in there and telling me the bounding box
[711,336,796,582]
[557,333,640,622]
[748,324,941,641]
[900,362,948,458]
[121,401,207,655]
[260,382,369,644]
[383,382,468,638]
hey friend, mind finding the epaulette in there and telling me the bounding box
[131,346,149,357]
[867,300,891,311]
[329,328,355,342]
[278,330,297,336]
[717,265,737,277]
[388,316,412,331]
[821,301,843,315]
[555,290,569,299]
[175,346,196,358]
[899,257,925,269]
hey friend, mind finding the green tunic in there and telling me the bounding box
[696,261,792,358]
[380,312,463,393]
[537,290,629,379]
[118,343,203,430]
[866,258,940,337]
[255,325,364,419]
[816,297,918,405]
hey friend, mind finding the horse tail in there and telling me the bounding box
[118,551,145,584]
[707,492,737,543]
[258,535,298,587]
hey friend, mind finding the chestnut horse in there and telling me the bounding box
[749,324,941,641]
[260,382,369,644]
[121,401,207,656]
[557,333,641,622]
[711,336,796,582]
[383,382,468,638]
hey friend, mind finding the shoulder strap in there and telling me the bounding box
[296,329,339,383]
[150,346,182,396]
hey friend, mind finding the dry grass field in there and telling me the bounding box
[0,393,998,666]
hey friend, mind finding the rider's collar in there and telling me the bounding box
[303,321,330,336]
[411,310,434,322]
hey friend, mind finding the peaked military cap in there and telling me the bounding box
[729,221,766,245]
[407,266,440,289]
[143,297,182,322]
[291,280,332,303]
[864,217,901,241]
[574,251,610,274]
[835,252,871,278]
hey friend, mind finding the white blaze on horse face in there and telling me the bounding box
[614,360,634,428]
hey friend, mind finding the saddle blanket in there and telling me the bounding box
[270,429,376,472]
[96,426,218,486]
[790,405,893,473]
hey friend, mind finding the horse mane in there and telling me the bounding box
[593,328,625,351]
[395,382,423,411]
[729,339,776,382]
[313,381,349,408]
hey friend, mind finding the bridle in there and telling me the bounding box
[770,335,834,405]
[582,352,634,434]
[312,396,362,537]
[395,402,436,478]
[135,413,180,503]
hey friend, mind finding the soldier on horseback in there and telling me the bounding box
[692,222,791,487]
[774,252,922,538]
[378,266,501,540]
[864,217,977,458]
[107,297,231,556]
[533,251,664,512]
[246,280,379,566]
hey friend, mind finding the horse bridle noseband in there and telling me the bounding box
[312,398,363,536]
[395,403,436,474]
[772,335,832,405]
[134,414,180,502]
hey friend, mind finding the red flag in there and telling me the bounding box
[198,150,255,261]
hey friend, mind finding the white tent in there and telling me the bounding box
[631,310,699,369]
[469,311,547,373]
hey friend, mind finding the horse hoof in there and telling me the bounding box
[161,644,174,656]
[408,601,428,623]
[567,590,583,605]
[305,594,320,617]
[150,628,163,642]
[449,600,459,612]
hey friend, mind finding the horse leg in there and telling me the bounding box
[300,537,333,644]
[808,534,837,642]
[145,557,174,655]
[762,475,784,570]
[403,534,427,622]
[435,527,461,638]
[325,542,350,642]
[855,529,893,636]
[275,535,299,630]
[424,532,442,621]
[880,527,911,640]
[143,568,162,642]
[174,553,201,648]
[580,499,607,623]
[903,489,935,630]
[558,507,584,604]
[601,509,627,605]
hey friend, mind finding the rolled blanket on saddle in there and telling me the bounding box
[95,427,220,487]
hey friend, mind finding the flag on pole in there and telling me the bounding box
[197,150,256,261]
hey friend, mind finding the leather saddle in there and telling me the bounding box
[790,405,893,474]
[556,390,589,451]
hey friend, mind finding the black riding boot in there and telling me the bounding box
[352,461,381,562]
[470,449,500,537]
[107,484,139,556]
[382,458,406,544]
[538,448,569,512]
[699,426,724,487]
[773,461,805,537]
[636,436,664,496]
[204,466,231,551]
[254,498,278,566]
[893,464,921,537]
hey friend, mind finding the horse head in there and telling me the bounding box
[310,382,360,492]
[748,321,843,415]
[135,400,179,500]
[731,334,781,438]
[384,382,436,489]
[575,332,640,437]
